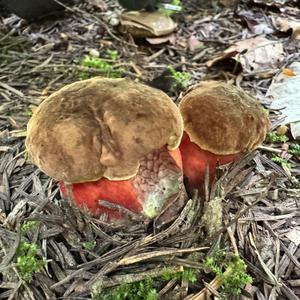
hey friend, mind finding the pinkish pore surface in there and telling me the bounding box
[60,146,183,220]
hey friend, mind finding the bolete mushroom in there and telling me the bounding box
[25,77,184,220]
[178,81,269,192]
[119,11,177,38]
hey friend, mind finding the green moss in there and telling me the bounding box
[15,242,45,282]
[271,155,291,169]
[159,0,182,16]
[168,66,190,92]
[289,143,300,156]
[79,55,125,79]
[82,241,96,251]
[93,267,197,300]
[204,252,252,298]
[162,268,197,283]
[107,50,119,61]
[266,132,288,143]
[20,221,39,234]
[94,278,158,300]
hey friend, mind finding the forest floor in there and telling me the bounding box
[0,0,300,299]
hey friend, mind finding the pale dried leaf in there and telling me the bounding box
[275,17,300,40]
[207,36,284,76]
[237,10,274,35]
[268,62,300,138]
[285,228,300,246]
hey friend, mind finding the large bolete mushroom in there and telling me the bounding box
[25,77,184,220]
[179,81,269,192]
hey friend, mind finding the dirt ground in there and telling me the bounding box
[0,0,300,299]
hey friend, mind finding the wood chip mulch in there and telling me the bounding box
[0,0,300,299]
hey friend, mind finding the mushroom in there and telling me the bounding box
[119,11,177,38]
[178,81,269,192]
[25,77,184,220]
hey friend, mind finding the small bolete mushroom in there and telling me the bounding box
[178,81,269,192]
[119,11,177,38]
[25,77,184,220]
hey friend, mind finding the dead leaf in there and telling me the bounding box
[285,228,300,246]
[267,62,300,139]
[188,35,204,52]
[282,68,296,76]
[250,0,297,7]
[207,36,284,77]
[275,17,300,40]
[237,10,274,35]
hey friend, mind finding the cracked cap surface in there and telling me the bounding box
[25,77,183,183]
[179,81,269,155]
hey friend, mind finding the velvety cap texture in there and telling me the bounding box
[179,81,269,155]
[26,77,183,183]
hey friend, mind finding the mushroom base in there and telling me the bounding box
[59,147,183,221]
[179,133,239,193]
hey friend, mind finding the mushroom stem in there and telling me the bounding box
[60,177,141,219]
[179,133,239,192]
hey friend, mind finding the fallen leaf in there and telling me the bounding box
[275,17,300,40]
[188,35,204,51]
[250,0,297,7]
[207,36,285,77]
[267,62,300,139]
[279,6,300,16]
[237,10,274,35]
[282,68,296,76]
[285,228,300,246]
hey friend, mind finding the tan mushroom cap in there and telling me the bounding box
[26,77,183,183]
[179,81,269,155]
[119,11,177,38]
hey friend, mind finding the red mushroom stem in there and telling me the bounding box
[60,147,182,220]
[179,132,239,192]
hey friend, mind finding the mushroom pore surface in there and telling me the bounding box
[25,77,183,183]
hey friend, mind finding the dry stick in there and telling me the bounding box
[204,195,265,247]
[208,172,275,247]
[55,0,137,48]
[227,227,239,256]
[263,221,300,270]
[87,247,209,287]
[100,266,184,289]
[118,247,209,266]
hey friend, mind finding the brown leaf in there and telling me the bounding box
[275,17,300,40]
[237,10,274,35]
[188,35,204,51]
[207,36,285,77]
[251,0,297,7]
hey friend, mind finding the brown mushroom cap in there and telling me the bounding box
[26,77,183,183]
[179,81,269,155]
[119,11,177,38]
